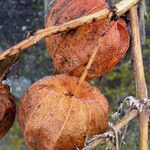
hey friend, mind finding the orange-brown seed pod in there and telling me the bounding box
[18,74,109,150]
[45,0,130,80]
[0,83,16,139]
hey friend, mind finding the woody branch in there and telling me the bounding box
[0,0,140,60]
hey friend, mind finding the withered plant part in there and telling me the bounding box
[45,0,129,80]
[130,6,149,150]
[83,109,138,150]
[0,83,16,139]
[83,3,150,150]
[0,0,139,62]
[18,74,109,150]
[0,0,148,149]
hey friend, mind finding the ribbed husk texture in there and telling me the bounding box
[0,83,16,139]
[45,0,130,80]
[18,74,109,150]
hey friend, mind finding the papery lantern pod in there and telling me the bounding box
[0,83,16,139]
[45,0,130,80]
[18,74,109,150]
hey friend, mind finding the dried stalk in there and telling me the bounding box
[130,6,148,99]
[83,109,138,150]
[129,6,149,150]
[0,0,140,61]
[78,39,101,86]
[78,18,111,85]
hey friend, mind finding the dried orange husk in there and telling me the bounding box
[45,0,130,80]
[0,83,16,139]
[18,74,109,150]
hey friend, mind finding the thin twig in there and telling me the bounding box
[119,124,128,147]
[109,123,120,150]
[129,6,149,150]
[0,0,140,61]
[82,109,138,150]
[78,39,101,86]
[78,18,111,85]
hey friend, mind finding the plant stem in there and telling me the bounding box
[78,39,101,86]
[78,17,111,85]
[0,0,140,61]
[139,113,149,150]
[130,6,148,99]
[129,6,149,150]
[83,109,138,150]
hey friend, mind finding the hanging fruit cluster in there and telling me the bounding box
[0,83,16,139]
[17,0,129,149]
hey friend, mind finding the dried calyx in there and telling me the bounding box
[18,74,109,150]
[0,83,16,139]
[45,0,130,80]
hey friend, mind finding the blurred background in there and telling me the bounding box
[0,0,149,149]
